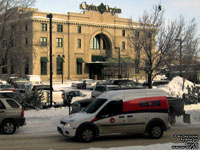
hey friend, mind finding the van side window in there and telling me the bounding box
[0,100,6,109]
[139,100,160,107]
[97,100,123,118]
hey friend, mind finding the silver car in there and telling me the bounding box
[0,98,25,134]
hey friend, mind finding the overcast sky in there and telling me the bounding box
[35,0,200,30]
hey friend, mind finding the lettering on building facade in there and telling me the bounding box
[80,2,121,15]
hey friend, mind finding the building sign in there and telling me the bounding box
[80,2,121,15]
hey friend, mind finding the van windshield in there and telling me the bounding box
[84,98,107,114]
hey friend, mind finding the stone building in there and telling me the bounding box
[0,4,146,81]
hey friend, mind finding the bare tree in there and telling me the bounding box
[0,0,35,77]
[128,5,199,88]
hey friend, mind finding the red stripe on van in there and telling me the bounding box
[123,96,168,113]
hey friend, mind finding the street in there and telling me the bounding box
[0,124,199,150]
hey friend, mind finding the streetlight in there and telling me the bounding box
[47,13,53,107]
[115,47,121,79]
[175,38,182,77]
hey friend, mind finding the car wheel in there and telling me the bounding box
[148,124,163,139]
[1,120,16,134]
[78,127,95,143]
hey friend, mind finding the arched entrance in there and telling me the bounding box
[88,33,112,80]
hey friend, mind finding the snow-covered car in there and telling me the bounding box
[62,89,87,106]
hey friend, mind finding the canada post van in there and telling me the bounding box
[57,88,170,142]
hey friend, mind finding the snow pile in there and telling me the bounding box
[159,76,194,98]
[184,103,200,124]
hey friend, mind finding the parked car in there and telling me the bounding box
[70,98,95,114]
[0,84,15,91]
[142,80,169,88]
[62,89,87,106]
[0,91,16,99]
[91,84,119,98]
[14,81,32,93]
[32,85,63,107]
[86,80,101,90]
[26,75,41,85]
[71,79,94,89]
[0,98,25,134]
[57,88,170,142]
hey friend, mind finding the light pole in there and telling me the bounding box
[47,13,53,107]
[115,47,121,79]
[175,38,182,77]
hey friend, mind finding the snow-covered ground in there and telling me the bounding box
[21,77,200,150]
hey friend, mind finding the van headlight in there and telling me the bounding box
[64,120,74,127]
[65,123,72,127]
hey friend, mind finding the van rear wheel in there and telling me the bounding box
[78,127,94,143]
[148,125,163,139]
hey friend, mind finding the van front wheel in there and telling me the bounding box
[148,125,163,139]
[78,127,94,143]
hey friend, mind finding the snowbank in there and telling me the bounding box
[159,76,194,98]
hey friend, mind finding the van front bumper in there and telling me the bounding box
[57,124,76,137]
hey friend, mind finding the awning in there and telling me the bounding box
[57,57,63,63]
[92,56,106,62]
[77,58,84,63]
[40,57,48,62]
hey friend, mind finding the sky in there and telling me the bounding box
[35,0,200,31]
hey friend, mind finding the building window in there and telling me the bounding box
[2,40,7,48]
[2,58,7,74]
[135,31,140,39]
[40,37,47,46]
[92,36,100,49]
[11,59,15,74]
[77,58,83,75]
[24,59,29,75]
[56,38,63,47]
[78,26,81,33]
[25,24,28,31]
[77,39,81,48]
[11,25,16,31]
[25,38,28,45]
[40,57,48,75]
[10,39,15,47]
[41,23,47,31]
[122,41,125,49]
[56,57,63,75]
[57,24,63,32]
[122,30,125,37]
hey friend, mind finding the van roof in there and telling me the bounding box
[98,88,166,101]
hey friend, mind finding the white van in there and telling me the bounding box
[57,88,170,142]
[26,75,41,85]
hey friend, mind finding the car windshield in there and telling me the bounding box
[84,98,107,114]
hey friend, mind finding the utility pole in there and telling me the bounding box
[47,13,53,107]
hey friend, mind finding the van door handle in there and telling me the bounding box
[119,116,124,118]
[127,115,133,118]
[0,111,5,113]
